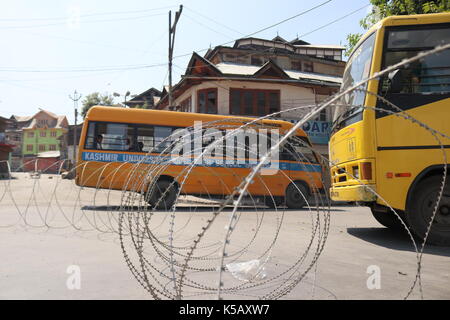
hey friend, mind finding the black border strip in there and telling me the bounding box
[378,145,450,151]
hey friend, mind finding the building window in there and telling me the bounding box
[49,144,57,151]
[225,54,236,62]
[291,60,302,71]
[251,56,263,66]
[316,109,327,121]
[229,89,280,116]
[197,88,218,114]
[37,119,48,127]
[39,144,46,152]
[178,97,192,112]
[303,61,313,72]
[40,131,46,137]
[27,132,34,138]
[50,131,57,137]
[27,145,33,152]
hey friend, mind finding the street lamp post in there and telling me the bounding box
[69,90,82,167]
[114,91,131,107]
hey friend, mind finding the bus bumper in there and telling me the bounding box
[330,184,377,202]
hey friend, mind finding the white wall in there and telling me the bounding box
[67,145,77,162]
[172,80,319,120]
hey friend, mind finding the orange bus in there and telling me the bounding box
[76,106,323,209]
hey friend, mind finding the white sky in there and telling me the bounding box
[0,0,369,123]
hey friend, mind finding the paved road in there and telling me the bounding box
[0,173,449,299]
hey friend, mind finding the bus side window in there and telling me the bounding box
[96,123,132,151]
[280,143,295,161]
[136,126,154,153]
[84,122,96,149]
[154,126,174,153]
[382,26,450,96]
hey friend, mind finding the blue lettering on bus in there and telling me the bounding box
[81,151,321,172]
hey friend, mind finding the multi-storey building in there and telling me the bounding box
[154,36,345,157]
[5,115,32,170]
[20,109,68,170]
[124,87,162,108]
[0,116,14,177]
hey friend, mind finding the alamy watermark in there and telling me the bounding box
[67,6,80,29]
[169,121,280,174]
[66,265,81,290]
[366,265,381,290]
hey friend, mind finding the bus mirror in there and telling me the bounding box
[388,69,402,93]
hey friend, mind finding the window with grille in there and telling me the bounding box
[197,88,218,114]
[178,97,192,112]
[303,61,313,72]
[229,89,280,116]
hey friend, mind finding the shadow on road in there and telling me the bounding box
[347,227,450,257]
[81,205,345,213]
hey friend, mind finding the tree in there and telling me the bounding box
[345,0,449,57]
[134,101,151,109]
[81,92,115,119]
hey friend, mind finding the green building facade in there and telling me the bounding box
[22,127,67,155]
[20,109,68,156]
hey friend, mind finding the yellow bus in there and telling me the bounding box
[329,12,450,245]
[76,106,323,209]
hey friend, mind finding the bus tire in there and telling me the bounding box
[264,196,284,209]
[285,182,309,209]
[407,176,450,246]
[146,179,178,210]
[370,207,407,230]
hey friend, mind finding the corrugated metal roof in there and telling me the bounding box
[215,63,260,75]
[22,113,68,129]
[13,115,33,122]
[285,70,342,84]
[37,150,60,158]
[295,44,345,50]
[215,62,342,84]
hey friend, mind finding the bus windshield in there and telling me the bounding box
[280,136,320,164]
[332,32,376,132]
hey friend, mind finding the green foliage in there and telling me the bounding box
[81,92,115,119]
[344,33,363,57]
[131,101,151,109]
[345,0,449,57]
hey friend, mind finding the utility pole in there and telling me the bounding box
[68,90,82,167]
[168,5,183,110]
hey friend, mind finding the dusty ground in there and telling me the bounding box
[0,173,449,300]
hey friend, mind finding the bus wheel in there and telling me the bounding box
[285,182,308,209]
[370,207,407,230]
[407,176,450,246]
[264,196,284,209]
[146,179,178,210]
